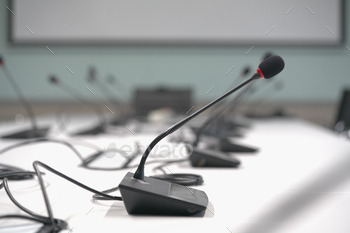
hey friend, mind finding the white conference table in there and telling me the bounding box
[1,115,350,233]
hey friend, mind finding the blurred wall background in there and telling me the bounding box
[0,1,349,127]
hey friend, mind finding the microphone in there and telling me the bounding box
[256,55,285,79]
[49,76,107,135]
[223,53,283,118]
[118,55,285,216]
[0,56,49,139]
[87,67,126,125]
[195,54,284,154]
[242,51,272,97]
[192,56,284,154]
[218,51,275,123]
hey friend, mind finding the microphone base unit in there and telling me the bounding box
[222,120,251,129]
[189,147,241,167]
[190,126,243,138]
[214,128,244,138]
[108,117,127,126]
[73,124,106,136]
[219,138,258,153]
[1,127,49,139]
[245,109,287,119]
[119,172,208,216]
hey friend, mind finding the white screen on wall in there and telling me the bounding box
[10,0,343,45]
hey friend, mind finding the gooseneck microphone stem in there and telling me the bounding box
[1,66,38,130]
[133,73,260,180]
[247,80,283,116]
[193,81,255,147]
[134,55,285,180]
[219,81,256,123]
[93,80,125,121]
[57,81,107,126]
[209,70,249,114]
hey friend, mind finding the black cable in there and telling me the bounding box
[1,148,201,218]
[1,159,202,230]
[0,163,45,180]
[0,159,124,230]
[0,138,85,162]
[0,178,51,224]
[0,215,68,232]
[0,138,83,181]
[0,136,202,176]
[0,171,40,180]
[0,138,138,172]
[0,161,125,231]
[80,148,136,170]
[32,161,123,201]
[92,186,120,201]
[0,160,127,231]
[150,159,204,186]
[0,178,68,233]
[31,159,191,203]
[0,163,44,180]
[81,141,142,171]
[0,214,48,223]
[0,165,57,230]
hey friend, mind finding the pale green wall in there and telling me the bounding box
[1,1,350,104]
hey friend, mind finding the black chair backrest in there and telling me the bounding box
[134,87,192,116]
[334,89,350,132]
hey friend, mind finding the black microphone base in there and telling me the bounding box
[189,148,240,167]
[1,127,49,139]
[109,118,126,126]
[190,126,243,138]
[73,124,105,136]
[215,130,244,138]
[119,172,208,216]
[219,138,258,153]
[224,120,251,129]
[245,109,287,119]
